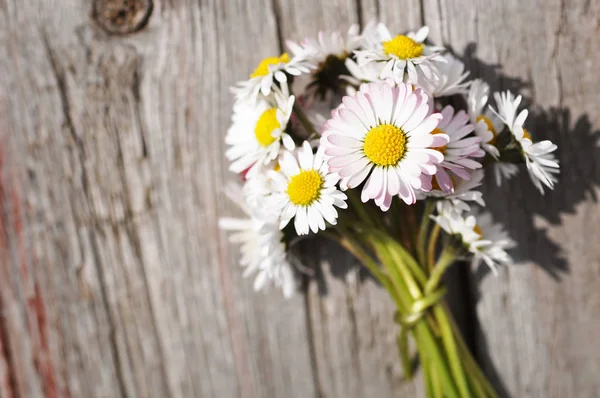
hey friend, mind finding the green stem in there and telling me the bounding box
[427,223,441,270]
[417,201,435,267]
[433,305,471,398]
[425,246,456,294]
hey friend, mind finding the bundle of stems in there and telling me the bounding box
[326,191,498,398]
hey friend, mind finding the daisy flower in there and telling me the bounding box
[491,91,560,193]
[416,53,470,97]
[286,25,361,64]
[321,81,448,210]
[268,141,348,235]
[219,182,295,297]
[466,79,502,158]
[287,26,361,100]
[433,202,515,273]
[226,88,295,177]
[420,169,485,212]
[354,23,445,84]
[427,105,484,193]
[233,52,314,102]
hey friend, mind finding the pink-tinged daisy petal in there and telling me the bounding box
[324,146,355,158]
[339,108,369,132]
[434,167,453,193]
[387,166,400,196]
[376,191,393,211]
[420,174,432,192]
[451,136,483,148]
[397,172,416,204]
[328,152,363,169]
[361,167,383,202]
[343,95,372,127]
[339,156,371,178]
[448,166,471,180]
[327,134,363,148]
[445,110,470,132]
[355,92,377,127]
[430,133,450,148]
[402,96,429,131]
[407,113,442,137]
[346,162,373,189]
[455,158,483,169]
[439,106,455,129]
[394,91,417,127]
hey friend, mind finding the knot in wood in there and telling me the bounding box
[93,0,153,35]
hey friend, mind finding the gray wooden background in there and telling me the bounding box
[1,0,599,397]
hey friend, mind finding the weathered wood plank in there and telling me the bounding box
[0,0,316,397]
[423,0,600,396]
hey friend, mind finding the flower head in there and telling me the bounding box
[433,202,515,273]
[321,81,447,210]
[219,182,295,297]
[354,23,445,84]
[233,52,314,102]
[416,53,470,97]
[268,141,348,235]
[226,88,296,177]
[491,91,560,193]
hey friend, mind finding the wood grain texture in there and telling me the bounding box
[1,0,599,397]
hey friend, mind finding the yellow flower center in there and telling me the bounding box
[382,35,424,59]
[286,170,324,206]
[522,128,532,140]
[430,128,447,155]
[250,53,290,78]
[363,124,407,167]
[477,115,497,146]
[254,108,280,147]
[473,225,483,237]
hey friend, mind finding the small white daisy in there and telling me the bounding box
[354,23,445,84]
[219,182,295,297]
[428,105,484,193]
[491,91,560,192]
[466,79,503,158]
[286,25,361,64]
[233,52,314,102]
[433,202,515,273]
[226,88,296,177]
[268,141,348,235]
[416,53,470,97]
[321,81,448,210]
[420,169,485,212]
[343,58,385,88]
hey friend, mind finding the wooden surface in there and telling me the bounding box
[1,0,599,397]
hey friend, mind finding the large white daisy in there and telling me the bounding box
[233,52,314,102]
[226,88,295,177]
[354,23,445,84]
[219,182,295,297]
[433,202,515,273]
[416,53,470,97]
[491,91,560,193]
[268,141,348,235]
[321,81,448,210]
[428,105,484,193]
[466,79,502,158]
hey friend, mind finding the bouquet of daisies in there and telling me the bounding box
[220,22,559,397]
